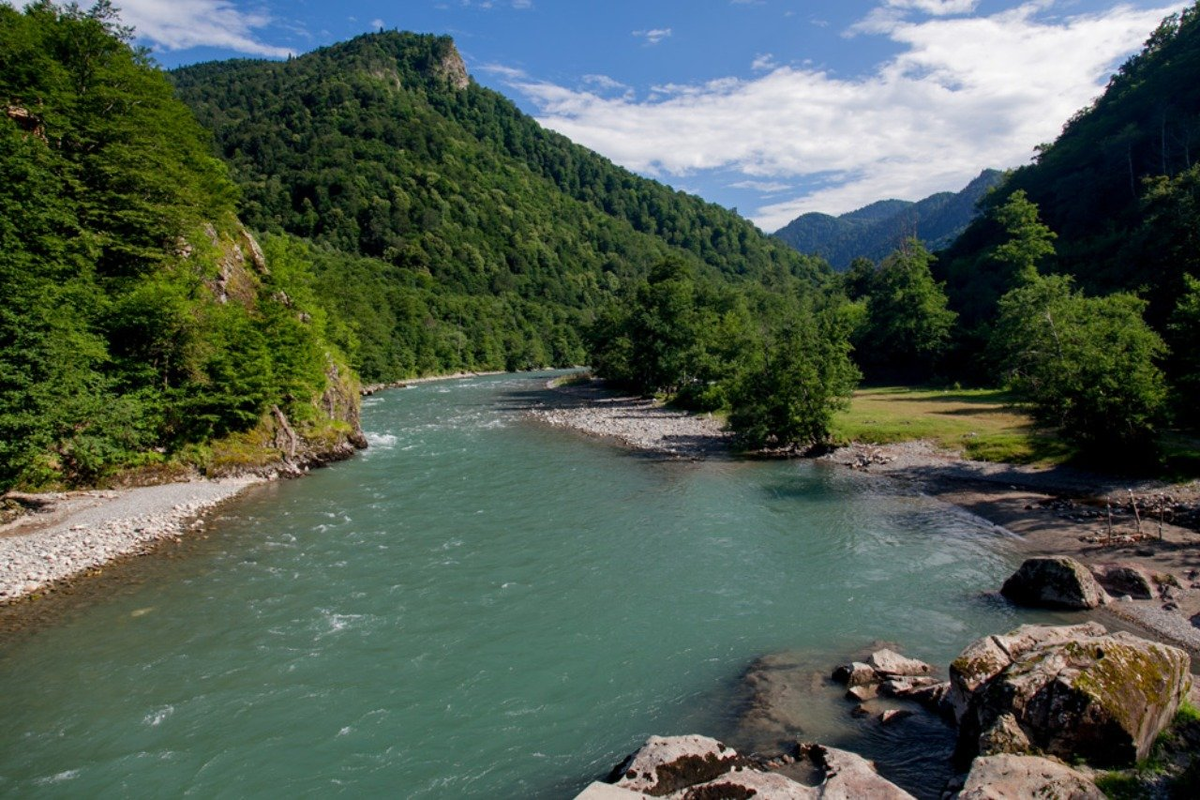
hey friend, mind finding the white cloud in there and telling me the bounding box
[730,180,793,193]
[886,0,979,15]
[95,0,293,57]
[751,53,778,71]
[633,28,673,45]
[370,18,385,30]
[497,1,1182,231]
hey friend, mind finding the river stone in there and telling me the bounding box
[576,782,651,799]
[879,676,940,697]
[672,768,812,799]
[610,735,743,796]
[846,684,877,702]
[954,624,1192,767]
[954,754,1104,799]
[791,744,917,799]
[948,622,1107,724]
[831,661,876,687]
[1000,557,1106,610]
[1091,563,1155,600]
[867,649,933,677]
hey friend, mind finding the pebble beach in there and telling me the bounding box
[0,477,263,603]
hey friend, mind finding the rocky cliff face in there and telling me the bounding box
[434,45,469,90]
[187,223,369,479]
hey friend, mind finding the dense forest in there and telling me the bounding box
[170,34,827,384]
[938,3,1200,342]
[0,2,364,490]
[837,2,1200,459]
[0,4,836,488]
[6,0,1200,488]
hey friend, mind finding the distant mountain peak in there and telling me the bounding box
[772,169,1003,270]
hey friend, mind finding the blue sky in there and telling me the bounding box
[81,1,1186,230]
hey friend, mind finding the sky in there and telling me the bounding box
[66,0,1188,231]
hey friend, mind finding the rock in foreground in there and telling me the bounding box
[594,736,915,799]
[608,735,743,796]
[954,754,1104,799]
[1000,556,1106,610]
[951,623,1191,767]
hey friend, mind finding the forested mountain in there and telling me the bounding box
[0,7,833,488]
[170,33,827,380]
[939,3,1200,333]
[0,2,364,490]
[773,170,1002,270]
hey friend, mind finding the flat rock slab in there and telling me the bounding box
[611,735,742,796]
[954,754,1104,799]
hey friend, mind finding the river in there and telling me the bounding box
[0,373,1064,797]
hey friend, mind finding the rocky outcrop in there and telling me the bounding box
[1091,563,1155,600]
[1000,557,1106,610]
[609,736,743,796]
[948,623,1106,723]
[953,754,1104,799]
[951,623,1192,767]
[592,737,915,799]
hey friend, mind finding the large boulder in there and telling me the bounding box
[1091,563,1155,600]
[948,622,1107,723]
[954,754,1104,799]
[1000,557,1106,610]
[610,736,742,796]
[951,623,1192,767]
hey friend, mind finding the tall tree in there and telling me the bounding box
[992,274,1167,455]
[854,240,956,379]
[728,306,859,450]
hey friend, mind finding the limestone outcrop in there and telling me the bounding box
[950,623,1191,766]
[1000,557,1106,609]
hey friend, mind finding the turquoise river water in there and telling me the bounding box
[0,373,1070,797]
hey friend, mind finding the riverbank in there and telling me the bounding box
[0,371,519,610]
[530,378,1200,657]
[0,478,265,605]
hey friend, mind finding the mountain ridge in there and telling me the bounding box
[772,169,1003,269]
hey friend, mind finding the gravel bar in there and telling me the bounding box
[0,477,262,603]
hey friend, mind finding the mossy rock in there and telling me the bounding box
[956,625,1191,768]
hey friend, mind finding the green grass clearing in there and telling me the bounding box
[830,386,1074,465]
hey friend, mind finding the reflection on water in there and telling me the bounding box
[0,373,1069,798]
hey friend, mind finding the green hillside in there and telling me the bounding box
[0,3,363,490]
[170,32,828,382]
[939,2,1200,333]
